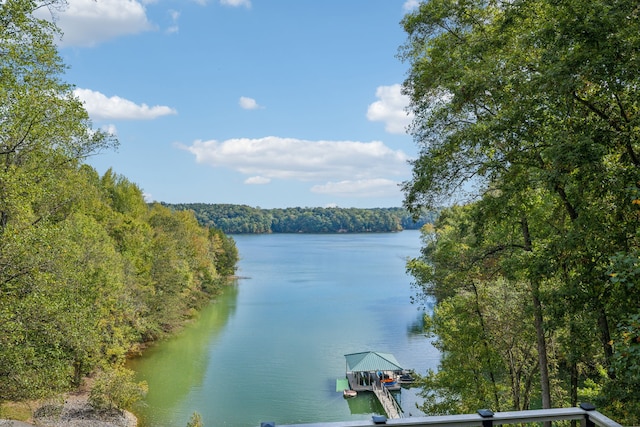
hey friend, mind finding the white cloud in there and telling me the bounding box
[245,176,271,184]
[46,0,155,47]
[182,136,410,199]
[403,0,420,12]
[311,179,401,198]
[220,0,251,7]
[182,136,410,183]
[74,88,177,120]
[366,84,414,134]
[239,96,263,110]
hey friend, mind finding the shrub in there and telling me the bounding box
[89,367,148,412]
[186,412,203,427]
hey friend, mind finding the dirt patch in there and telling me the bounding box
[2,389,137,427]
[0,420,37,427]
[32,392,137,427]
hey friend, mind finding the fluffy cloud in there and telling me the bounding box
[239,97,263,110]
[182,136,410,197]
[183,136,409,181]
[74,88,177,120]
[311,179,401,198]
[366,84,414,134]
[42,0,155,47]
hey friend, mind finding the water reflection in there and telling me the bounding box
[345,393,385,415]
[128,284,239,425]
[406,309,426,336]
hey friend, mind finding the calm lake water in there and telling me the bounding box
[129,231,439,426]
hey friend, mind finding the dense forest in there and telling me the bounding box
[401,0,640,424]
[0,0,238,412]
[163,203,436,234]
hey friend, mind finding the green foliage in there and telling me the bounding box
[0,168,238,404]
[88,367,148,412]
[210,228,239,277]
[0,1,239,406]
[163,203,437,234]
[402,0,640,422]
[413,205,541,413]
[602,312,640,424]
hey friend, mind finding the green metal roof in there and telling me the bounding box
[344,351,403,372]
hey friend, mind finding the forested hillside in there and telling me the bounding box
[163,203,436,233]
[401,0,640,424]
[0,0,238,406]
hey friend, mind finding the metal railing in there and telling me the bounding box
[372,380,403,419]
[259,403,623,427]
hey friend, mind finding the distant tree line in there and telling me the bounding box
[0,0,239,410]
[162,204,437,234]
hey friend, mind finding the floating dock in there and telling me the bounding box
[342,351,406,419]
[336,378,350,392]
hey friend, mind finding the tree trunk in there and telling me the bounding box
[597,307,615,376]
[470,281,501,411]
[521,217,552,414]
[533,291,552,410]
[0,210,7,231]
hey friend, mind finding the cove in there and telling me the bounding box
[128,231,440,426]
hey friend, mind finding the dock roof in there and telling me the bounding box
[344,351,403,372]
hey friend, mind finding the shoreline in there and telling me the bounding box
[1,389,137,427]
[2,274,238,426]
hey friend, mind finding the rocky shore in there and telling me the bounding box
[1,392,136,427]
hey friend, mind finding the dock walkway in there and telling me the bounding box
[372,381,402,419]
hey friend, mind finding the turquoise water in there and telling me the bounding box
[129,231,439,426]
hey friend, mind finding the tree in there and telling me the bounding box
[0,1,240,405]
[410,204,544,414]
[400,0,640,420]
[209,227,239,278]
[0,0,116,229]
[0,0,117,401]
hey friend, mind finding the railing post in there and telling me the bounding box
[477,409,494,427]
[580,402,596,427]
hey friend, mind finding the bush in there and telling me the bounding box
[186,412,203,427]
[89,367,148,412]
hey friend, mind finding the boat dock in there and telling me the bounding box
[342,351,407,419]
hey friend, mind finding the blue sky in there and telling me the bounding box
[46,0,420,208]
